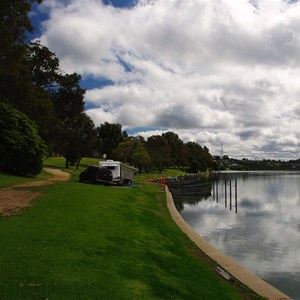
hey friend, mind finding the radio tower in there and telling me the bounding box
[220,143,224,158]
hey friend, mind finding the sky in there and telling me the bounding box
[29,0,300,160]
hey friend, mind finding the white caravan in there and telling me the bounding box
[99,160,137,185]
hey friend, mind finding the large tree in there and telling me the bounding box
[51,73,85,123]
[131,143,151,172]
[162,131,185,167]
[146,135,171,173]
[26,41,60,89]
[96,122,128,159]
[112,140,136,163]
[112,140,151,172]
[1,32,58,155]
[185,142,213,172]
[50,73,94,167]
[59,113,97,168]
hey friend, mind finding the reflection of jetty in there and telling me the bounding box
[212,177,238,213]
[167,181,212,196]
[163,174,212,196]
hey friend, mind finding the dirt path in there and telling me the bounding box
[0,168,70,216]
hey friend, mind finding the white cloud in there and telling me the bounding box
[38,0,300,159]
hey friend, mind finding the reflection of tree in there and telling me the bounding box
[173,192,211,212]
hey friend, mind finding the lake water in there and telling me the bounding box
[174,171,300,299]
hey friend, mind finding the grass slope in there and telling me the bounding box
[0,158,263,299]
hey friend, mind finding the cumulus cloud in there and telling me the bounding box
[37,0,300,159]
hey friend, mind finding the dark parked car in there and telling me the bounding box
[79,166,113,184]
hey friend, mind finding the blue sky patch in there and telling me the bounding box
[80,77,113,90]
[102,0,138,8]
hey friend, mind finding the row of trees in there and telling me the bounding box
[97,124,214,173]
[117,136,214,173]
[0,0,214,175]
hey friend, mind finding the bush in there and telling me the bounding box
[0,102,47,175]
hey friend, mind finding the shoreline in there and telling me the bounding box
[165,186,291,300]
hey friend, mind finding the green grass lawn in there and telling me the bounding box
[0,169,52,189]
[0,158,263,299]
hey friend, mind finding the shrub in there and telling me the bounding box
[0,102,47,175]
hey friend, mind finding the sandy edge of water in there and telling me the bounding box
[165,186,291,300]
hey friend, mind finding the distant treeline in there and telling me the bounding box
[214,156,300,171]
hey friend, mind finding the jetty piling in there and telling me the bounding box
[214,176,238,213]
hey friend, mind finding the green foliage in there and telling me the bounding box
[189,160,200,173]
[51,73,85,122]
[0,22,59,155]
[131,143,151,172]
[60,114,97,168]
[0,102,47,175]
[112,140,136,162]
[185,141,213,172]
[113,140,151,172]
[147,135,171,173]
[97,122,128,158]
[162,131,185,166]
[26,41,60,89]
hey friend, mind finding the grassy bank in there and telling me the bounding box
[0,158,263,299]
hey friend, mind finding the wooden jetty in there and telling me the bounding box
[162,174,213,196]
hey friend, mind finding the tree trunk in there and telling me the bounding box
[65,157,69,168]
[76,158,81,169]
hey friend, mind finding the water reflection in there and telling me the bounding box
[174,194,211,212]
[176,171,300,299]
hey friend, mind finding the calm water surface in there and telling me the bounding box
[175,171,300,299]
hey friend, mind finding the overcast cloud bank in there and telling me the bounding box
[37,0,300,159]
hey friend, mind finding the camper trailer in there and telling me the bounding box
[99,160,137,185]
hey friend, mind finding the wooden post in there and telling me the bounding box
[224,179,227,208]
[229,179,232,210]
[216,180,219,203]
[235,178,238,213]
[160,177,165,191]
